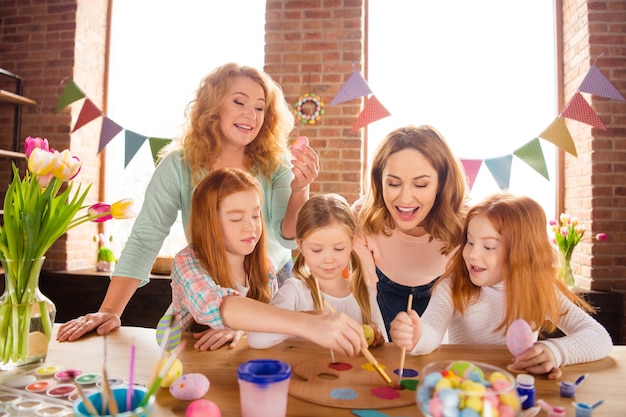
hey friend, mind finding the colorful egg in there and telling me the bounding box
[506,319,534,357]
[186,399,221,417]
[362,324,375,346]
[158,357,184,388]
[292,136,309,152]
[170,373,210,401]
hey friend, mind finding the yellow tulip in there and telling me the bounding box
[50,150,82,181]
[27,148,55,176]
[110,198,136,219]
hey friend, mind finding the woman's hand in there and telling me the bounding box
[390,310,421,350]
[290,144,320,191]
[193,328,245,351]
[56,311,121,341]
[512,343,562,379]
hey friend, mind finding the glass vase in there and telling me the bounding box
[0,257,56,370]
[559,251,576,290]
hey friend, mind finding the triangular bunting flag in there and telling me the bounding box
[561,92,606,130]
[54,79,86,113]
[513,138,549,180]
[149,137,172,166]
[98,117,123,154]
[539,117,577,157]
[484,155,513,190]
[579,65,625,101]
[350,96,391,132]
[460,159,482,190]
[329,70,373,105]
[124,130,148,168]
[71,99,102,133]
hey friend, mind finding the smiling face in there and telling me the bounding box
[297,222,353,283]
[381,148,438,236]
[218,189,263,258]
[462,214,506,287]
[218,75,266,150]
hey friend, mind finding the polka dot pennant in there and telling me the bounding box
[579,65,626,102]
[561,92,606,130]
[329,70,372,105]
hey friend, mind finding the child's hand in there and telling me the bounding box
[370,325,386,347]
[512,343,562,379]
[305,312,366,357]
[193,328,245,351]
[390,310,421,350]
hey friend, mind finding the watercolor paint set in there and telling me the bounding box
[0,363,127,416]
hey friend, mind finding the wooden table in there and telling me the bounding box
[23,326,626,416]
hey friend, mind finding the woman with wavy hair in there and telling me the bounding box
[58,63,320,344]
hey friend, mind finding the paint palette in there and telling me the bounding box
[0,363,125,416]
[288,357,418,409]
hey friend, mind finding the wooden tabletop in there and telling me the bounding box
[23,326,626,416]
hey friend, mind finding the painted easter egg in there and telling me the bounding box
[506,319,534,357]
[292,136,309,152]
[170,373,210,401]
[362,324,375,346]
[186,399,221,417]
[156,313,182,352]
[158,357,184,388]
[446,361,484,380]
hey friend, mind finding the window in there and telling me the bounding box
[367,1,557,219]
[106,0,265,256]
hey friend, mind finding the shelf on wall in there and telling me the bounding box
[0,89,36,106]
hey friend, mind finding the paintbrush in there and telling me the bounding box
[139,340,187,408]
[102,365,119,415]
[72,375,99,415]
[397,293,413,386]
[315,278,336,363]
[323,299,395,387]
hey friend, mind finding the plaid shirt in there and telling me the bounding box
[171,245,277,330]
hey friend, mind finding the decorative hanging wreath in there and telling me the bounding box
[293,93,325,124]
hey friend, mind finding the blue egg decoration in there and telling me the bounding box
[169,373,210,401]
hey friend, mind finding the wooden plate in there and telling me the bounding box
[288,357,417,409]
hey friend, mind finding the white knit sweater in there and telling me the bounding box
[410,278,613,367]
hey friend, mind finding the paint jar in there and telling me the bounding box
[237,359,291,417]
[516,373,536,409]
[73,386,154,417]
[547,406,567,417]
[559,380,577,397]
[573,403,596,417]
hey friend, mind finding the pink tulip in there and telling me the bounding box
[595,233,607,241]
[88,203,113,222]
[24,136,49,157]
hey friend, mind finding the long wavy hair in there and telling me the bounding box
[443,193,593,334]
[292,194,374,324]
[162,63,294,186]
[359,125,468,255]
[190,168,271,303]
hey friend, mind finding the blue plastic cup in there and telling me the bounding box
[73,386,154,417]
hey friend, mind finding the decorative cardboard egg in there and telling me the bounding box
[506,319,534,357]
[170,373,210,401]
[158,356,184,388]
[186,399,221,417]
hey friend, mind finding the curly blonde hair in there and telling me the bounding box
[161,63,294,185]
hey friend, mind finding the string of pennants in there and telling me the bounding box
[55,65,624,189]
[328,65,625,190]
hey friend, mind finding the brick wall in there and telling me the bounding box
[264,0,366,203]
[0,0,109,270]
[562,0,626,339]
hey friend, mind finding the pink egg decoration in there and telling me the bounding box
[292,136,309,152]
[506,319,534,357]
[170,373,210,401]
[186,399,221,417]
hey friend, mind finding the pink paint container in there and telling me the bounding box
[237,359,291,417]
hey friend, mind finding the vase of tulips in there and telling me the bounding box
[0,137,135,370]
[550,213,607,289]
